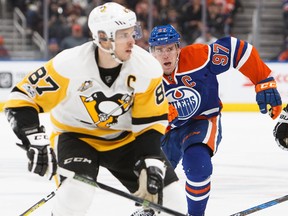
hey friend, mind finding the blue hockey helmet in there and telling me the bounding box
[149,24,180,47]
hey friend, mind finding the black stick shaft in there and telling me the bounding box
[230,195,288,216]
[73,175,186,216]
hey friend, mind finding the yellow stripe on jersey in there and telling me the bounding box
[4,98,41,112]
[133,124,167,137]
[4,60,69,112]
[132,77,168,135]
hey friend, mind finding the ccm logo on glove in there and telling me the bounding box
[255,77,282,120]
[22,126,57,180]
[255,80,276,91]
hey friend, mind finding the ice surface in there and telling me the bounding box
[1,112,288,215]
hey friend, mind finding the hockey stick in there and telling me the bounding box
[19,191,56,216]
[59,168,186,216]
[230,194,288,216]
[20,168,185,216]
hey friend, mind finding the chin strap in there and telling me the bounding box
[110,52,124,64]
[94,40,124,64]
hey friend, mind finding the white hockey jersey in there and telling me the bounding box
[5,42,168,151]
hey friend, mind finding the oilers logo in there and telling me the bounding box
[80,92,133,128]
[166,86,201,120]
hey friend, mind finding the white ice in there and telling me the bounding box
[1,112,288,216]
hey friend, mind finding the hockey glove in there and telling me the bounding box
[133,157,166,205]
[168,104,178,123]
[273,105,288,151]
[19,126,57,179]
[255,77,282,119]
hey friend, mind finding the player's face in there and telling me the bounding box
[114,27,135,61]
[152,44,180,75]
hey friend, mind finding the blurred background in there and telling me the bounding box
[0,0,288,112]
[0,0,286,61]
[1,2,288,215]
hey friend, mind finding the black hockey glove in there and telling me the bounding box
[273,105,288,151]
[19,126,57,179]
[133,157,166,205]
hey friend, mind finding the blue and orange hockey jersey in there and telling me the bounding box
[163,36,272,129]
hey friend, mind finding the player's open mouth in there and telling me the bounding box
[164,62,171,66]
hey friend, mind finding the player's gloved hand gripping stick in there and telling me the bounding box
[17,125,57,180]
[133,157,166,206]
[19,167,186,216]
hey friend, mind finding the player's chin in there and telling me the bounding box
[121,52,132,61]
[163,65,173,73]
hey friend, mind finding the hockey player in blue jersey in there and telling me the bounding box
[148,24,282,216]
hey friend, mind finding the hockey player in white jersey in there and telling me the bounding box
[4,2,186,216]
[274,105,288,150]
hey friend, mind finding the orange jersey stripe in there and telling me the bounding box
[235,40,245,66]
[185,184,211,195]
[207,116,218,152]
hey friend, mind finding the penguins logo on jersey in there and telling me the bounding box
[80,92,133,128]
[78,80,93,92]
[166,86,201,120]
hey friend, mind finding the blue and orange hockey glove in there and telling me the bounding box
[168,104,178,123]
[165,104,178,133]
[255,77,282,120]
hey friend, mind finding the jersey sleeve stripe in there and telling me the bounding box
[132,113,168,125]
[234,40,247,67]
[237,46,272,84]
[235,42,252,70]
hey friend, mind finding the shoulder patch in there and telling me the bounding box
[178,44,209,72]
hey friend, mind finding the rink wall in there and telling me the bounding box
[0,61,287,112]
[0,61,45,112]
[217,62,288,111]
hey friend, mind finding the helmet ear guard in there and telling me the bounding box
[148,24,181,49]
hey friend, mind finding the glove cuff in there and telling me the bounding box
[278,109,288,123]
[144,158,166,179]
[255,77,277,93]
[257,77,274,84]
[23,125,49,147]
[21,125,45,136]
[134,157,166,178]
